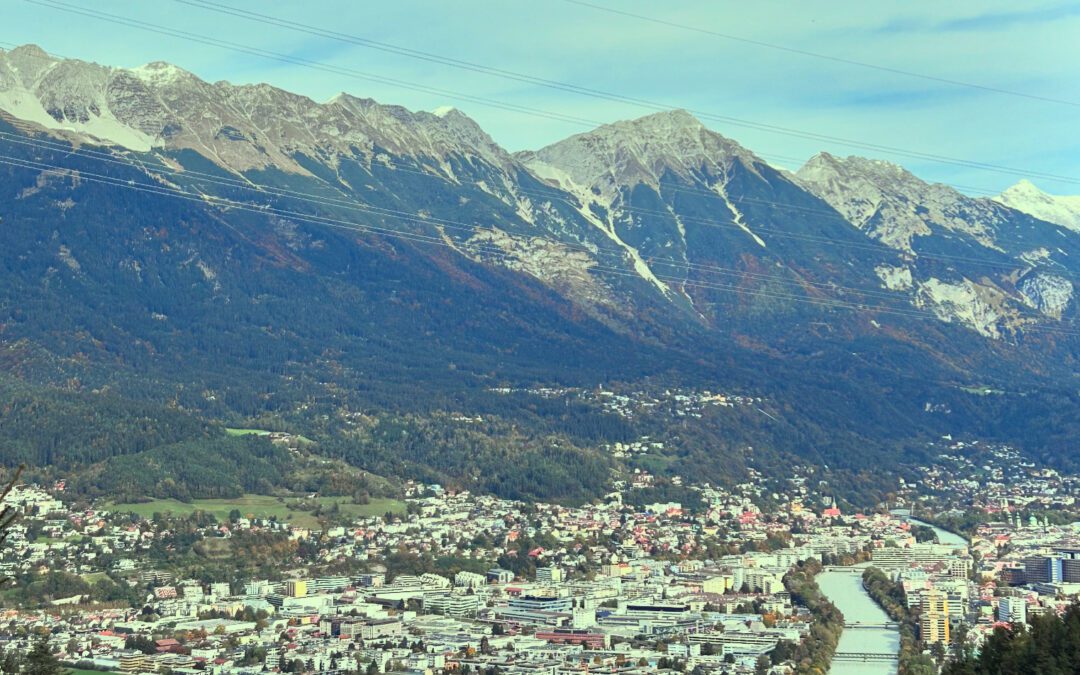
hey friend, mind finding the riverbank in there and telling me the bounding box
[863,567,938,674]
[889,510,970,548]
[784,559,845,674]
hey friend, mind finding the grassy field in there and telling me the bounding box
[66,668,116,675]
[224,427,315,444]
[39,534,84,545]
[81,572,109,584]
[224,427,273,436]
[107,494,405,529]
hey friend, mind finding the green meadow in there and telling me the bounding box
[107,494,405,529]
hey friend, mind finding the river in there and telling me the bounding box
[818,565,900,674]
[907,516,968,548]
[817,517,969,673]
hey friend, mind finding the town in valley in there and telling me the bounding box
[3,434,1079,675]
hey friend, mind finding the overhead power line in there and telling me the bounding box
[0,33,1016,201]
[20,0,1080,188]
[0,151,1004,325]
[1,128,1070,284]
[0,147,1076,338]
[16,2,601,129]
[0,130,919,302]
[564,0,1080,109]
[167,0,1080,186]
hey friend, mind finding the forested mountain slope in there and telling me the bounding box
[0,44,1076,506]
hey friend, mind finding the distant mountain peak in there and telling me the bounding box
[7,44,51,60]
[797,152,1008,252]
[799,152,927,190]
[996,179,1080,233]
[521,109,762,197]
[130,61,193,86]
[0,44,512,173]
[1006,178,1040,192]
[620,108,705,131]
[1,43,60,87]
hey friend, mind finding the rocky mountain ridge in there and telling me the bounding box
[0,43,1077,349]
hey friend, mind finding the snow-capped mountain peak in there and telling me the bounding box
[995,179,1080,233]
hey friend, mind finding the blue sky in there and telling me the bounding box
[6,0,1079,195]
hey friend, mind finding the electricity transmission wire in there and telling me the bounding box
[0,132,912,301]
[564,0,1080,109]
[1,148,1077,338]
[2,5,1080,334]
[0,36,1009,202]
[3,128,1074,286]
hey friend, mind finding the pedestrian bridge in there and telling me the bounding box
[833,651,900,662]
[822,566,864,574]
[844,621,900,630]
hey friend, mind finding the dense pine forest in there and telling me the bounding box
[943,604,1080,675]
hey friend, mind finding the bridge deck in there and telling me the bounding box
[833,651,900,661]
[844,621,900,629]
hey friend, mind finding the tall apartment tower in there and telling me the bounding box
[920,590,950,646]
[997,596,1027,625]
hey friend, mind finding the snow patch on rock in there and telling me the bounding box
[714,183,765,248]
[915,277,1019,339]
[874,264,913,291]
[1017,273,1073,318]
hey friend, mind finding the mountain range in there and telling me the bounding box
[0,44,1076,505]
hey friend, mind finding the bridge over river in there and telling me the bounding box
[833,652,901,663]
[822,565,863,574]
[843,621,900,630]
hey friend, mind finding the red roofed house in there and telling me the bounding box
[156,638,183,654]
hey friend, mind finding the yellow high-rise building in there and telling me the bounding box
[920,590,950,646]
[285,579,307,598]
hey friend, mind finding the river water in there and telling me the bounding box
[908,516,968,548]
[817,517,969,674]
[818,565,900,675]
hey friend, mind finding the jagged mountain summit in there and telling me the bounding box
[796,153,1079,335]
[995,179,1080,234]
[519,109,760,198]
[0,44,515,173]
[798,152,1026,253]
